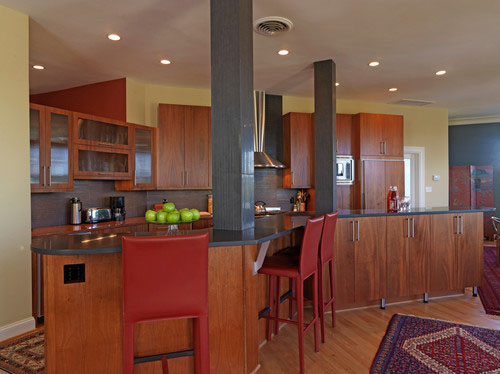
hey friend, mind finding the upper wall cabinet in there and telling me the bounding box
[73,113,132,180]
[30,104,73,193]
[157,104,212,190]
[354,113,403,158]
[336,113,355,155]
[115,124,157,191]
[283,112,314,189]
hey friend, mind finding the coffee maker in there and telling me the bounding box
[110,196,126,221]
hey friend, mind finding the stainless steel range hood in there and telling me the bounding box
[253,90,286,168]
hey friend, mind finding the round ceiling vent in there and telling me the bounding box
[253,16,293,36]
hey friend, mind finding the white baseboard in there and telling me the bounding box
[0,317,36,342]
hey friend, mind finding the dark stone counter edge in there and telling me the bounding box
[30,227,299,256]
[338,207,495,218]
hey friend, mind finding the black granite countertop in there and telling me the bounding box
[31,207,494,255]
[338,206,495,218]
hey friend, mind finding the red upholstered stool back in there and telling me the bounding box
[299,216,325,278]
[122,233,209,324]
[319,212,338,264]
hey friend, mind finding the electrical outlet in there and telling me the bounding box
[425,186,432,193]
[432,175,440,181]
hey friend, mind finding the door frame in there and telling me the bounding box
[404,146,425,208]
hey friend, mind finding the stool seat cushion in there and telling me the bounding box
[258,254,300,278]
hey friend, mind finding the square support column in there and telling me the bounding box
[210,0,254,230]
[314,60,337,211]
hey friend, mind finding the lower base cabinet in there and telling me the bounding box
[334,212,483,307]
[334,217,386,305]
[386,215,430,299]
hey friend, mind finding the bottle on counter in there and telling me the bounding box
[387,186,399,213]
[207,194,213,214]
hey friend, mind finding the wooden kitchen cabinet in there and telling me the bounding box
[429,213,482,291]
[355,113,403,158]
[157,104,212,189]
[334,216,386,305]
[336,113,354,155]
[283,112,314,188]
[362,160,404,209]
[386,215,430,299]
[73,113,133,180]
[115,124,157,191]
[30,104,73,193]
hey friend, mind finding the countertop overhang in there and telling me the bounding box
[31,207,495,256]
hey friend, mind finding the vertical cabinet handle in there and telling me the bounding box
[412,218,415,238]
[186,171,189,186]
[42,166,46,186]
[351,221,355,242]
[181,171,185,186]
[460,216,464,235]
[384,142,387,154]
[48,166,51,186]
[291,171,295,186]
[380,142,384,154]
[356,220,360,241]
[406,218,410,238]
[454,216,458,235]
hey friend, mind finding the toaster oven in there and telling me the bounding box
[83,208,112,223]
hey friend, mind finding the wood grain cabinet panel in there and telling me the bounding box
[334,217,386,305]
[355,113,403,158]
[283,112,314,188]
[386,215,430,299]
[336,113,353,155]
[429,214,457,292]
[157,104,212,190]
[456,212,483,288]
[333,218,356,305]
[362,160,404,210]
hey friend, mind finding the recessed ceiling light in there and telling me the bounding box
[32,65,45,70]
[335,82,340,87]
[107,34,121,41]
[278,49,289,56]
[389,87,398,92]
[368,61,380,67]
[160,59,171,65]
[436,70,447,76]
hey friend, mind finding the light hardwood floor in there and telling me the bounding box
[257,290,500,373]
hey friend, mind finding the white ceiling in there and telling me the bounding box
[2,0,500,118]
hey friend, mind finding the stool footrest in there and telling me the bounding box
[134,349,194,364]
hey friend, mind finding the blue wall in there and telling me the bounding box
[449,122,500,213]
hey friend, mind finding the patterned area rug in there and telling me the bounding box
[478,245,500,316]
[371,314,500,373]
[0,330,44,374]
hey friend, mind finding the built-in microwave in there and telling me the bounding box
[336,155,354,185]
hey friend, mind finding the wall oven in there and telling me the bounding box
[336,155,354,185]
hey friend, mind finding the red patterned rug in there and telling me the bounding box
[0,330,44,374]
[478,245,500,316]
[371,314,500,373]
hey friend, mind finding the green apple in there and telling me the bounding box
[180,210,193,222]
[190,209,200,221]
[167,212,180,224]
[157,211,168,224]
[145,210,157,222]
[162,202,176,213]
[179,208,189,212]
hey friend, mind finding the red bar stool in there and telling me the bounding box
[258,216,324,374]
[122,233,210,374]
[317,212,338,343]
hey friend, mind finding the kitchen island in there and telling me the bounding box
[31,207,493,374]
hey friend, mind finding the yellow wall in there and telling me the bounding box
[0,5,32,329]
[283,96,450,207]
[126,82,449,207]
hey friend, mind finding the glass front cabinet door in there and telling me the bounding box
[30,104,73,192]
